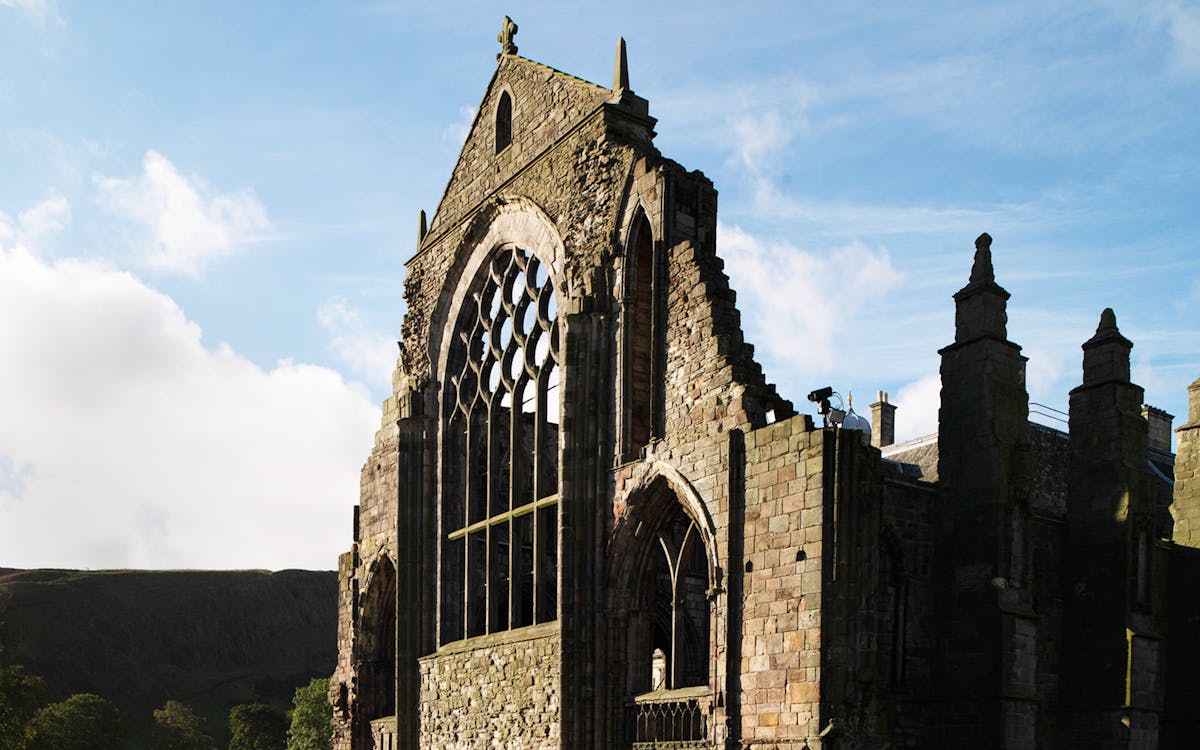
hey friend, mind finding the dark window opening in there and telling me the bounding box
[626,211,662,455]
[641,504,709,691]
[356,557,396,745]
[1135,528,1152,608]
[440,246,560,645]
[495,92,512,153]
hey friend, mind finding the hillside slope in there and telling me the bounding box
[0,567,336,742]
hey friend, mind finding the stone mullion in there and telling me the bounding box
[532,356,548,624]
[508,370,521,629]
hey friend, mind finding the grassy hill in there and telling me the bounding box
[0,567,337,744]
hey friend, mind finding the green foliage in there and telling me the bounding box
[21,693,127,750]
[285,678,332,750]
[228,703,286,750]
[0,664,47,750]
[151,700,216,750]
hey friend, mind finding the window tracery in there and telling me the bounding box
[440,245,560,644]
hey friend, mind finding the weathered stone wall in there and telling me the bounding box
[878,470,937,748]
[1172,378,1200,547]
[401,67,632,391]
[334,33,1200,750]
[331,418,403,750]
[427,56,613,238]
[417,630,561,749]
[1061,311,1162,748]
[736,416,824,748]
[1165,379,1200,747]
[331,548,357,750]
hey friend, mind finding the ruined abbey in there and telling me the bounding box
[329,20,1200,750]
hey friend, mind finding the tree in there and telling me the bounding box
[286,678,332,750]
[21,693,126,750]
[151,700,216,750]
[228,703,286,750]
[0,664,47,750]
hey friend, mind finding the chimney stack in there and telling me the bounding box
[1142,405,1174,452]
[871,390,896,447]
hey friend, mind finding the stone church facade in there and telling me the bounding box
[330,22,1200,750]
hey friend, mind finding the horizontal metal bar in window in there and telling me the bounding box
[446,494,559,540]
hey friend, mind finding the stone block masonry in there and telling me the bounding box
[332,21,1200,750]
[417,630,560,750]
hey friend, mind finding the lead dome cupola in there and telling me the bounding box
[841,392,871,434]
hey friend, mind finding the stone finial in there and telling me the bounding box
[1081,307,1133,385]
[969,232,995,284]
[952,231,1010,343]
[1083,307,1130,348]
[418,209,427,245]
[613,37,630,92]
[497,16,518,58]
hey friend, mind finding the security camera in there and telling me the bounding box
[806,386,834,403]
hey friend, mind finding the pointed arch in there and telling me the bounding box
[355,554,397,745]
[623,206,660,455]
[611,461,719,592]
[495,90,513,153]
[610,465,717,696]
[433,198,566,646]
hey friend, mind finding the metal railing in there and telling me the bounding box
[1029,401,1068,432]
[629,687,712,749]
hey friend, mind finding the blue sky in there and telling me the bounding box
[1,0,1197,569]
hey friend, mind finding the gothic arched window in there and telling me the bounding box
[643,504,710,690]
[440,246,560,644]
[624,209,662,458]
[495,91,513,153]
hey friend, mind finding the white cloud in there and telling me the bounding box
[730,111,792,174]
[318,296,397,388]
[443,105,477,146]
[0,194,70,249]
[0,0,62,27]
[0,236,378,570]
[748,179,1025,238]
[893,373,941,443]
[1165,0,1200,74]
[94,150,271,277]
[718,221,902,375]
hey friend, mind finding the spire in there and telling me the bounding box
[613,37,629,92]
[497,16,518,59]
[969,232,995,283]
[418,210,427,245]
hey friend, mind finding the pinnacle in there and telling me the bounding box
[613,37,629,91]
[969,232,995,284]
[1082,306,1131,351]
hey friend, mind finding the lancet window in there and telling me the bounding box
[624,210,663,457]
[440,246,560,644]
[495,91,513,153]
